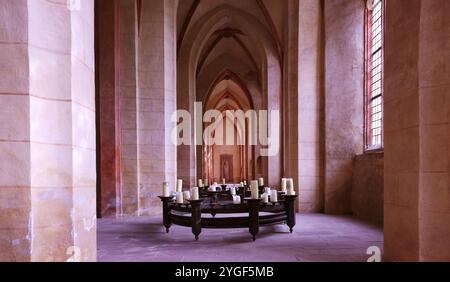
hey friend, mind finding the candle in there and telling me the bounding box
[262,193,269,203]
[258,177,264,187]
[230,187,236,196]
[240,182,244,187]
[204,179,209,186]
[233,195,241,204]
[244,180,247,186]
[183,191,191,202]
[198,179,203,188]
[210,185,217,192]
[287,178,296,195]
[250,180,259,199]
[177,179,183,193]
[270,189,278,202]
[281,178,287,192]
[264,187,271,195]
[222,178,226,185]
[176,192,183,204]
[191,187,199,200]
[162,181,170,197]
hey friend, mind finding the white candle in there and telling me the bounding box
[262,193,269,203]
[198,179,203,187]
[222,178,226,185]
[162,181,170,197]
[204,179,209,186]
[240,182,244,187]
[177,179,183,192]
[183,191,191,202]
[233,195,241,204]
[230,187,236,196]
[258,177,264,186]
[250,180,259,199]
[264,187,271,195]
[287,178,296,195]
[270,190,278,202]
[244,180,247,186]
[210,185,217,192]
[191,187,199,200]
[281,178,287,192]
[176,192,183,204]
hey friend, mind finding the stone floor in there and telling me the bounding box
[97,213,383,262]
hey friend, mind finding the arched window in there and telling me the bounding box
[365,0,384,150]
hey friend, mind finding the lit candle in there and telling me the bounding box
[250,180,259,199]
[270,190,278,202]
[198,179,203,188]
[162,181,170,197]
[230,187,236,196]
[177,179,183,192]
[191,187,199,200]
[281,178,287,192]
[287,178,296,195]
[258,177,264,187]
[176,192,183,204]
[233,195,241,204]
[240,182,244,187]
[183,191,191,202]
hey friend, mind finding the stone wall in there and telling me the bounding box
[324,0,365,214]
[352,153,384,225]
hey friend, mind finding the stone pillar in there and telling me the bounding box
[96,0,121,217]
[137,0,177,215]
[417,0,450,262]
[70,0,97,262]
[285,0,324,211]
[0,0,31,262]
[384,0,421,261]
[0,0,96,261]
[297,0,324,212]
[384,0,450,261]
[118,0,139,216]
[323,0,364,214]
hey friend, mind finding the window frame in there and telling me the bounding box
[364,0,385,152]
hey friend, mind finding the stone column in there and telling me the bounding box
[297,0,324,212]
[0,0,31,262]
[284,0,324,212]
[323,0,364,214]
[137,0,177,215]
[0,0,96,261]
[416,0,450,262]
[96,0,121,217]
[70,0,97,262]
[384,0,450,261]
[118,0,139,216]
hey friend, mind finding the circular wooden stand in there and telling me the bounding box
[159,193,298,241]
